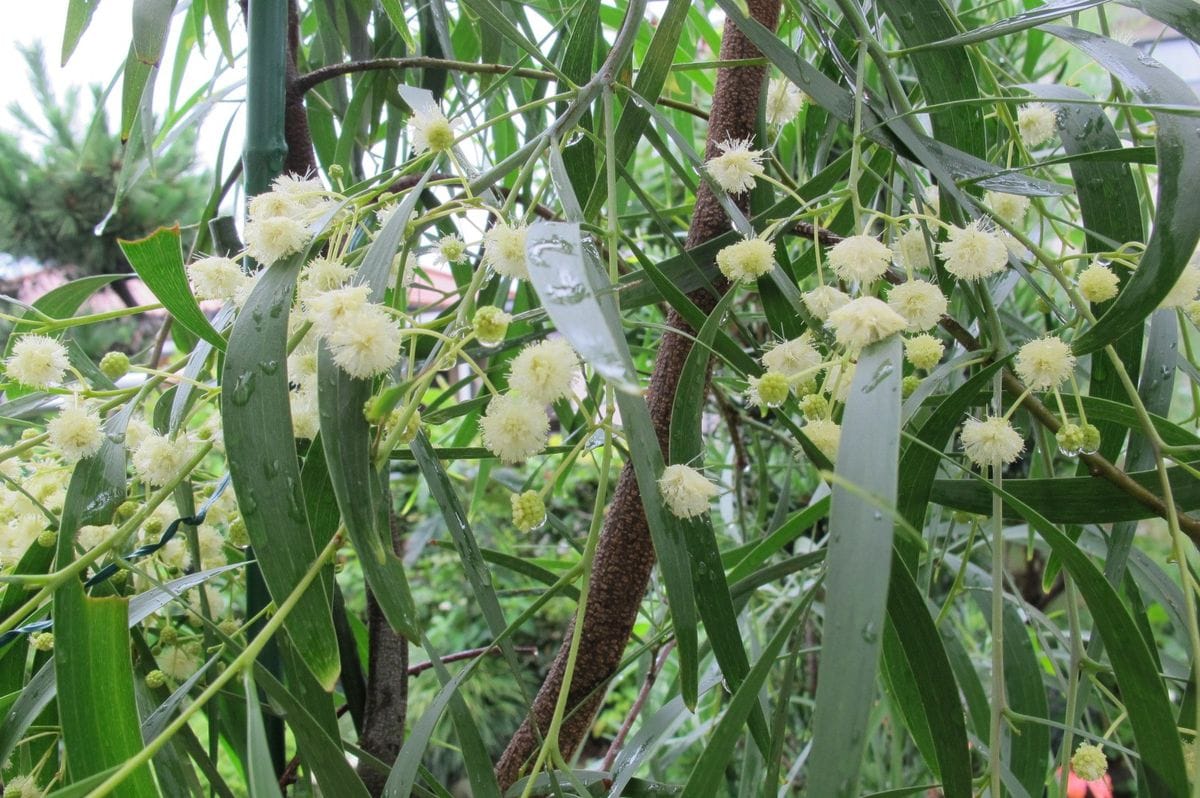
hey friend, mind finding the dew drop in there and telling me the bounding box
[229,371,257,406]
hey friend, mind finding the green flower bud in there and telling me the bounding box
[472,306,512,348]
[799,393,828,421]
[114,501,139,523]
[36,530,56,548]
[228,517,249,547]
[145,669,167,689]
[218,619,240,637]
[902,374,921,398]
[1056,423,1086,454]
[159,626,179,645]
[143,515,164,536]
[1081,423,1101,454]
[387,407,422,445]
[754,372,790,408]
[99,351,130,380]
[30,632,54,652]
[511,490,547,532]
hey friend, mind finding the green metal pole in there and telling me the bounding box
[244,0,289,195]
[243,0,290,778]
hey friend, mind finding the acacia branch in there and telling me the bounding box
[494,1,782,788]
[933,310,1200,543]
[293,58,709,119]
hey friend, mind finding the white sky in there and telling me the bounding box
[1,2,245,180]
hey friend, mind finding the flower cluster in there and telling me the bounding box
[243,174,331,265]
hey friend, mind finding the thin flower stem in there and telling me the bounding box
[0,442,213,631]
[989,371,1006,798]
[519,414,614,798]
[87,530,342,798]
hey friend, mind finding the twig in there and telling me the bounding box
[407,645,539,676]
[601,642,674,772]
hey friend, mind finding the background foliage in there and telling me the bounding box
[1,0,1199,796]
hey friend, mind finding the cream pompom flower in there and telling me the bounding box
[827,234,892,283]
[892,227,933,273]
[1018,104,1058,147]
[247,191,304,223]
[939,220,1009,280]
[826,296,907,352]
[904,334,945,371]
[716,237,776,283]
[156,644,202,682]
[961,416,1024,468]
[658,464,720,519]
[482,221,530,280]
[188,256,248,301]
[271,173,326,200]
[802,285,850,320]
[705,138,765,194]
[244,215,311,265]
[409,106,457,153]
[1160,264,1200,308]
[802,419,841,462]
[1014,336,1075,390]
[1071,742,1107,782]
[132,431,195,486]
[300,255,352,294]
[3,774,42,798]
[435,234,468,264]
[1077,263,1120,303]
[509,338,579,403]
[327,305,402,379]
[47,399,104,463]
[887,280,947,332]
[290,389,320,440]
[5,335,70,388]
[479,394,550,464]
[761,333,821,377]
[766,78,806,127]
[984,191,1031,225]
[305,284,371,336]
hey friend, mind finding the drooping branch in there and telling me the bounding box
[494,0,782,787]
[293,58,710,120]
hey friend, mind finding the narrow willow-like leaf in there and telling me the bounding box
[896,359,1008,563]
[410,435,529,680]
[252,662,372,798]
[584,0,690,217]
[875,0,985,158]
[679,597,808,797]
[668,288,769,753]
[243,672,284,798]
[119,225,226,350]
[317,169,431,640]
[808,334,902,798]
[1045,28,1200,354]
[55,580,157,796]
[222,253,340,688]
[525,219,699,707]
[929,459,1200,522]
[132,0,177,65]
[61,0,100,64]
[915,0,1107,49]
[988,488,1189,794]
[1030,83,1144,459]
[882,562,972,797]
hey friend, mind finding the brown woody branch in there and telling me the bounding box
[293,58,709,119]
[494,1,782,788]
